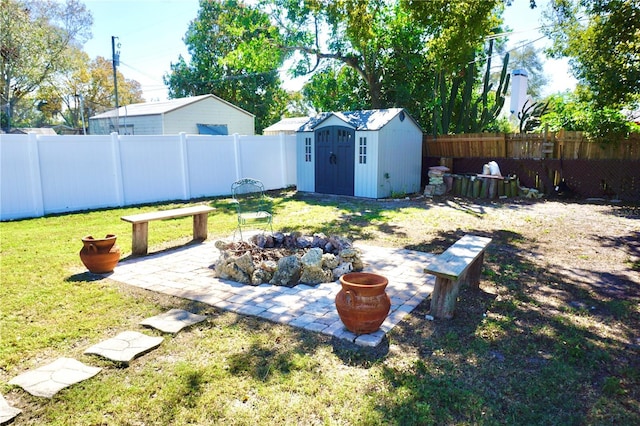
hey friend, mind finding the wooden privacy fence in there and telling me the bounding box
[424,131,640,160]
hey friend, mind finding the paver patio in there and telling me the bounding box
[6,237,435,420]
[108,240,436,347]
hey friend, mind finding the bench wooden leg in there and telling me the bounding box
[131,222,148,255]
[464,251,485,290]
[430,276,462,319]
[193,213,209,240]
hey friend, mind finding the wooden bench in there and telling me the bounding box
[121,205,216,255]
[424,234,492,319]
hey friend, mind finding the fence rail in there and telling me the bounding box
[1,132,297,221]
[424,131,640,160]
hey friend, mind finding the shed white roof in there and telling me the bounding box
[89,94,254,119]
[11,127,57,135]
[298,108,420,132]
[263,116,310,133]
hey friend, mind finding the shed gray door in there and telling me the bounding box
[314,126,355,195]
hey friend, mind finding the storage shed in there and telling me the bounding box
[263,116,310,135]
[9,127,58,135]
[88,94,255,135]
[296,108,423,198]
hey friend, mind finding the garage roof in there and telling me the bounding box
[90,94,254,119]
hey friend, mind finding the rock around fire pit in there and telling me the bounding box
[212,232,364,287]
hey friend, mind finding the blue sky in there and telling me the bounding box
[82,0,576,102]
[502,0,577,95]
[83,0,200,101]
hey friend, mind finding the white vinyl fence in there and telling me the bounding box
[0,132,297,221]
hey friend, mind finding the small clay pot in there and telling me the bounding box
[80,235,120,273]
[335,272,391,334]
[82,234,117,252]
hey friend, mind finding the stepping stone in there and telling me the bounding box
[0,393,22,423]
[8,358,101,398]
[140,309,207,333]
[84,331,163,364]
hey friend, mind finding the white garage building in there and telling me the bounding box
[89,94,255,135]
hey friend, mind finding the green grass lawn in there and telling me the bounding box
[1,191,638,425]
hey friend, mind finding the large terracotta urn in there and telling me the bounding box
[80,234,120,273]
[335,272,391,334]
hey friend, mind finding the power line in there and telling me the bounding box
[485,25,547,41]
[466,35,548,67]
[119,61,166,82]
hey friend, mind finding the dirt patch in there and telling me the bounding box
[361,196,640,420]
[296,193,639,322]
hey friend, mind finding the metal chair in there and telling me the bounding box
[231,178,273,240]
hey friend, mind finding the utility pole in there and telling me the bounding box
[111,36,120,133]
[76,93,87,135]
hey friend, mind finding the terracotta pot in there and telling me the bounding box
[335,272,391,334]
[80,235,120,273]
[82,234,117,252]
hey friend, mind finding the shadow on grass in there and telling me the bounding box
[330,335,390,367]
[596,229,640,272]
[66,271,112,282]
[370,227,640,425]
[224,321,391,384]
[58,195,639,424]
[273,192,421,241]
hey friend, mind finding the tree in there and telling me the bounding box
[543,0,640,108]
[265,0,510,134]
[541,91,639,141]
[270,0,501,111]
[84,56,144,118]
[285,0,428,109]
[281,90,316,117]
[433,39,511,134]
[403,0,503,72]
[0,0,93,131]
[166,0,532,133]
[302,63,370,112]
[517,99,549,133]
[11,52,143,131]
[164,0,288,133]
[34,48,91,130]
[62,54,143,130]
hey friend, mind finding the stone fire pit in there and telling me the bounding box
[212,232,363,287]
